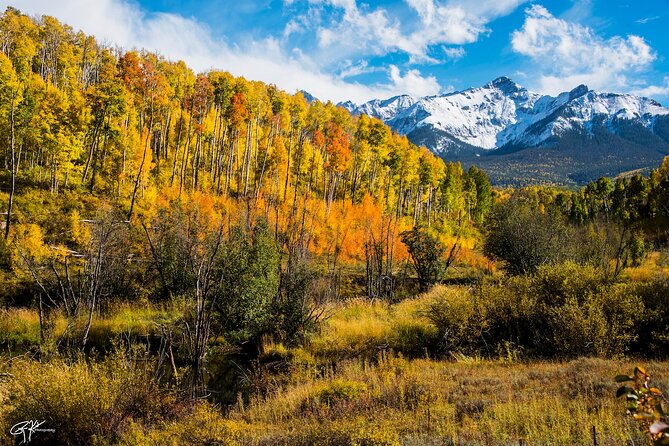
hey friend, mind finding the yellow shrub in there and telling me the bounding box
[315,379,368,406]
[0,352,178,445]
[120,403,242,446]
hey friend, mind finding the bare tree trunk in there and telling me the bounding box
[192,132,201,190]
[224,131,236,197]
[129,109,153,221]
[243,120,252,196]
[283,128,293,202]
[291,132,305,219]
[180,104,194,195]
[215,126,228,195]
[170,101,185,187]
[210,107,220,179]
[255,120,275,202]
[82,117,102,183]
[5,93,16,240]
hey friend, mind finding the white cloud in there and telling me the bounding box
[636,16,661,25]
[290,0,528,64]
[511,5,656,95]
[3,0,445,103]
[337,60,384,79]
[283,19,304,38]
[630,77,669,99]
[388,65,442,97]
[446,0,529,21]
[442,46,466,60]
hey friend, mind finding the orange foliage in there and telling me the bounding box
[325,123,351,173]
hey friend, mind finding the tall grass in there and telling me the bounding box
[0,301,183,351]
[230,355,661,445]
[1,272,668,444]
[305,295,439,359]
[0,308,67,347]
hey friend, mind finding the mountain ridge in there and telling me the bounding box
[340,77,669,185]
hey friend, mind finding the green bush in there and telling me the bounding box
[421,262,650,359]
[484,193,573,275]
[400,226,446,292]
[387,317,439,357]
[532,261,607,306]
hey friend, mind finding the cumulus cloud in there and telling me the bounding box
[300,0,528,63]
[3,0,445,103]
[511,5,656,95]
[388,65,442,97]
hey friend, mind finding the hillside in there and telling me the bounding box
[0,7,493,304]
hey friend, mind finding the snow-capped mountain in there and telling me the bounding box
[356,95,418,122]
[342,77,669,157]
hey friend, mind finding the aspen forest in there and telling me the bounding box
[0,8,669,446]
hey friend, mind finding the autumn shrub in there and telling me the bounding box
[548,297,617,357]
[628,277,669,357]
[471,262,644,358]
[531,261,608,306]
[475,276,540,355]
[531,264,640,357]
[314,379,368,406]
[424,285,482,355]
[615,366,669,445]
[119,403,241,446]
[0,351,179,445]
[387,296,439,356]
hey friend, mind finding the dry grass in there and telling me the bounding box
[625,251,669,282]
[305,293,439,360]
[0,301,182,351]
[230,355,665,445]
[1,282,668,444]
[0,308,67,346]
[225,284,669,445]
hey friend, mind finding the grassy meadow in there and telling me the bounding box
[1,270,668,445]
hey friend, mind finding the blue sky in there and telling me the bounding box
[4,0,669,104]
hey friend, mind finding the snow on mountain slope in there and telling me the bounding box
[356,95,417,122]
[341,77,669,155]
